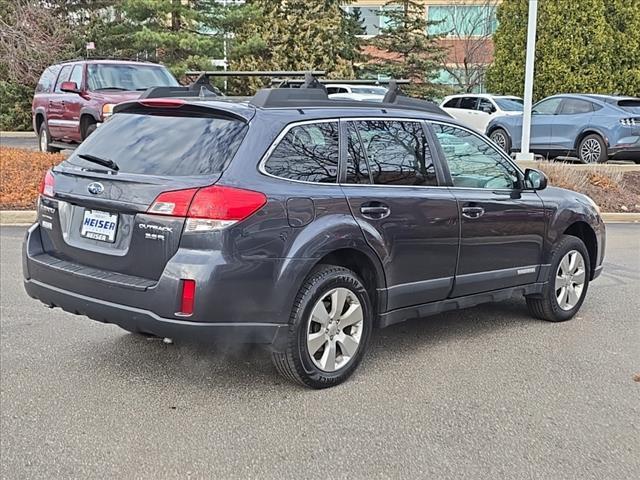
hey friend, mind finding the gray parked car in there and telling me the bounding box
[486,94,640,163]
[23,86,605,388]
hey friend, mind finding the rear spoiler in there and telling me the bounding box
[112,99,251,123]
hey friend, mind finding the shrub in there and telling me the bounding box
[0,147,64,209]
[0,81,33,131]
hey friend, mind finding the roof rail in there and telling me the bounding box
[382,80,449,117]
[250,87,329,108]
[58,56,154,64]
[184,70,326,78]
[272,78,411,87]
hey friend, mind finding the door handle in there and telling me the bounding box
[360,202,390,219]
[462,206,485,219]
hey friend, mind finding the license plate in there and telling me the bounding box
[80,209,118,243]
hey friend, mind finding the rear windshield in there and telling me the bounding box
[64,113,247,176]
[87,64,178,91]
[617,99,640,114]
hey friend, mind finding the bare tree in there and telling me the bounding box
[0,1,71,85]
[434,0,498,93]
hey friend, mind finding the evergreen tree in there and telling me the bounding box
[368,0,446,99]
[487,0,637,99]
[80,1,225,76]
[229,0,360,94]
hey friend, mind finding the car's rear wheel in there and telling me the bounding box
[272,265,372,388]
[526,235,590,322]
[578,134,607,163]
[489,128,511,153]
[38,123,61,153]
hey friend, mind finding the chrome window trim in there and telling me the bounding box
[257,116,522,191]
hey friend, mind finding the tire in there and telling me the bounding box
[83,122,97,140]
[526,235,590,322]
[578,134,607,164]
[272,265,373,389]
[38,123,61,153]
[489,128,511,153]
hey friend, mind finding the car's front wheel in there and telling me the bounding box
[526,235,590,322]
[489,128,511,153]
[578,134,607,163]
[38,123,61,153]
[272,265,372,388]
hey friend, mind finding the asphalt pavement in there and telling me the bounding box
[1,225,639,479]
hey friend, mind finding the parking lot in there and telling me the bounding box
[1,224,638,479]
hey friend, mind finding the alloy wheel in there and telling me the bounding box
[306,287,364,372]
[580,138,602,163]
[491,131,507,151]
[555,250,586,310]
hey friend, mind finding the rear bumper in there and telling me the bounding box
[23,278,289,348]
[22,223,314,348]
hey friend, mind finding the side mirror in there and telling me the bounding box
[482,105,495,114]
[60,81,80,93]
[524,168,548,190]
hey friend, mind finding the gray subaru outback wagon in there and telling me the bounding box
[23,85,605,388]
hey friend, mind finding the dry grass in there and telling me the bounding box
[535,162,624,191]
[534,161,640,212]
[0,147,64,209]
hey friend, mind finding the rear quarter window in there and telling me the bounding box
[64,113,247,176]
[36,66,61,94]
[263,122,339,183]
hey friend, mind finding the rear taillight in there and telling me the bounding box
[38,169,55,198]
[178,279,196,316]
[147,185,267,232]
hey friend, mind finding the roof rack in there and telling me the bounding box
[251,76,449,117]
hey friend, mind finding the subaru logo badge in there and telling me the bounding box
[87,182,104,195]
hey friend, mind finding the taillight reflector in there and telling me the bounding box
[179,279,196,315]
[38,169,55,197]
[148,188,198,216]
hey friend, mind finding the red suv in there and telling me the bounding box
[32,59,178,152]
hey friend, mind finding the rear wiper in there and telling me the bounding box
[78,154,120,171]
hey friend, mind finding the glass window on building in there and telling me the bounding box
[343,5,396,36]
[427,5,498,37]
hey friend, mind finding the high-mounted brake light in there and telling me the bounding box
[138,99,185,108]
[38,169,55,198]
[147,185,267,232]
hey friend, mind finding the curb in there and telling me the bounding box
[1,210,639,226]
[1,131,35,138]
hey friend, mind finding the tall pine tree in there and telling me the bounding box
[228,0,360,94]
[367,0,446,99]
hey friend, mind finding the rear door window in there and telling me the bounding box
[64,113,248,176]
[354,120,437,186]
[459,97,479,110]
[264,122,339,183]
[559,99,594,115]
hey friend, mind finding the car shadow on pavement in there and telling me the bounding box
[83,297,544,392]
